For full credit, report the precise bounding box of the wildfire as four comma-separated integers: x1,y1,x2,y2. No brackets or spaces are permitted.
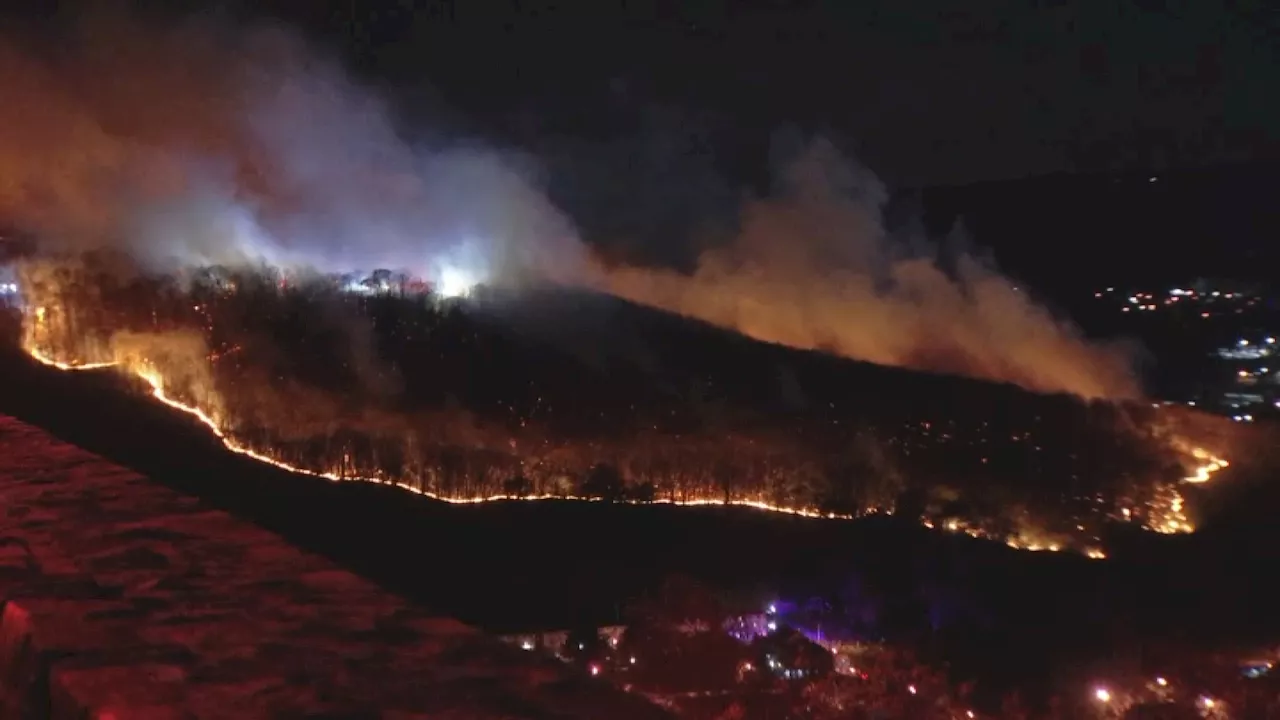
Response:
1136,443,1230,535
1183,447,1229,484
17,285,1227,560
1145,484,1195,535
24,341,1117,554
23,343,863,518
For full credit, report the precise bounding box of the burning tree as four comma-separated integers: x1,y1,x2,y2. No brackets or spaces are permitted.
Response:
11,258,1235,557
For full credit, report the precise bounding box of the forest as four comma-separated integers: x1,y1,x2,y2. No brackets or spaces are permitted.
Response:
14,255,1237,551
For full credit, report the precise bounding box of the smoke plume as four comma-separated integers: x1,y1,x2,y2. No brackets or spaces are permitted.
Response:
593,138,1139,399
0,12,583,285
0,10,1137,399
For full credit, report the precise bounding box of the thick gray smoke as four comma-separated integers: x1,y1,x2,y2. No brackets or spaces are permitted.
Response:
0,13,584,286
595,137,1140,399
1,11,1139,399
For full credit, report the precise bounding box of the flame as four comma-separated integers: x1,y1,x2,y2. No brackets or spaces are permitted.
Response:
23,344,864,518
22,342,1114,554
18,284,1225,560
1183,447,1229,484
1125,448,1227,535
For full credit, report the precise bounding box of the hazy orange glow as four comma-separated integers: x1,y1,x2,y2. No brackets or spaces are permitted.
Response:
0,12,1137,399
0,11,1227,558
589,141,1140,400
20,289,1226,561
24,343,862,519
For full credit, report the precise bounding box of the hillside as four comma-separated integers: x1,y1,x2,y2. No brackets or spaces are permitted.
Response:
15,260,1239,553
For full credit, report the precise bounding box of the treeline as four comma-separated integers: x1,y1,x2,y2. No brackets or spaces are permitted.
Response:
17,256,1212,541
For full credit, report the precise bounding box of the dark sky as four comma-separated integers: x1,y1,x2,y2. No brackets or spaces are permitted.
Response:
181,0,1280,188
16,0,1278,189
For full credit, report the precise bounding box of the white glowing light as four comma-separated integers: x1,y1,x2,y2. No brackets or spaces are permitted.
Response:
1094,687,1111,703
437,265,474,298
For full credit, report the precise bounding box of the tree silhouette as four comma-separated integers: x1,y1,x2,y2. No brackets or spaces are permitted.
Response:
503,474,532,497
628,481,656,502
581,463,625,502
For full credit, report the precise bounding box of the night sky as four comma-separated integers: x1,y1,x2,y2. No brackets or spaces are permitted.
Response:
8,0,1277,284
97,0,1280,187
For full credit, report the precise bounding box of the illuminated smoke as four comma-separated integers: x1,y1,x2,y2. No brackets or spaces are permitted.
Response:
593,138,1139,399
0,13,583,288
0,10,1234,561
0,10,1135,398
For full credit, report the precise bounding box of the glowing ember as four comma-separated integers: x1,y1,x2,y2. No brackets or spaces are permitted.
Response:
22,343,1119,554
25,344,863,517
15,270,1228,560
1183,448,1229,484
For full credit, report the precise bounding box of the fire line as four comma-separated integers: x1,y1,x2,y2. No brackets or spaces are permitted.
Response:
21,335,1228,560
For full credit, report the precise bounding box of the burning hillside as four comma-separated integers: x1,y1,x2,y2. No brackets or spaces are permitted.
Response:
0,11,1143,400
12,256,1231,558
0,8,1243,560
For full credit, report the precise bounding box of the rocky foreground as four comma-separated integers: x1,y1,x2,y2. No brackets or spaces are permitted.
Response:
0,414,668,719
